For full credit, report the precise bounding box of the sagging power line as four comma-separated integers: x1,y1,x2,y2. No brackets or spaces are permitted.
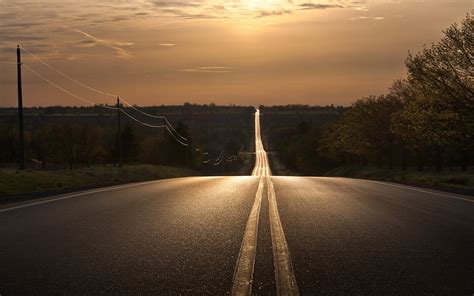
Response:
20,45,190,147
119,97,188,143
23,64,118,110
21,44,188,142
14,45,220,169
20,45,119,98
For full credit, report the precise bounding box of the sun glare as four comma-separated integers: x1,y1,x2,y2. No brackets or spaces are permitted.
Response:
216,0,292,20
241,0,285,10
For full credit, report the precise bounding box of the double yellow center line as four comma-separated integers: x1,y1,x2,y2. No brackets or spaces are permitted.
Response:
232,109,299,295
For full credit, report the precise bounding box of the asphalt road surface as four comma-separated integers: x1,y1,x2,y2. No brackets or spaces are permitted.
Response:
1,110,473,295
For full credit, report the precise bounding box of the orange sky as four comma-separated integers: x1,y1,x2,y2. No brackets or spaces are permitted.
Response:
0,0,472,107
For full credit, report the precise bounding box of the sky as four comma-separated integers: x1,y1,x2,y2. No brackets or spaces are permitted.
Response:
0,0,472,107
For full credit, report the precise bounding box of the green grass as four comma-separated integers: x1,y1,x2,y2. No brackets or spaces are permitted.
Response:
325,166,474,194
0,165,199,196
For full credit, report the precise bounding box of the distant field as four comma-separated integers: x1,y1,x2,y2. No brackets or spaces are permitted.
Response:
325,166,474,195
0,165,198,202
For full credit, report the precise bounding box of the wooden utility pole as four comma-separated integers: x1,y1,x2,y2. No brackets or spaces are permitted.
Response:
117,97,123,167
16,45,25,170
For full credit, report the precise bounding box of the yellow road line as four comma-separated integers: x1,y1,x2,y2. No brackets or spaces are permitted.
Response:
231,176,265,295
234,108,298,295
266,176,299,295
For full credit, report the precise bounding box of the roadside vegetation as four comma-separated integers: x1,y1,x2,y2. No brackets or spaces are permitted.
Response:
264,14,473,193
0,104,254,199
325,166,474,194
0,165,198,201
0,104,253,174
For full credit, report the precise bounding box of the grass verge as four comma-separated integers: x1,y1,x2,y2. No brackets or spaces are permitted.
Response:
0,165,199,203
325,166,474,196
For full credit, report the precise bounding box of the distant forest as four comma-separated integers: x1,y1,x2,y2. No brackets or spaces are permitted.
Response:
263,14,473,175
0,104,254,174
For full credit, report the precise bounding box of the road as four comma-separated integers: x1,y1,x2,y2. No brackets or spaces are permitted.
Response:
1,110,473,295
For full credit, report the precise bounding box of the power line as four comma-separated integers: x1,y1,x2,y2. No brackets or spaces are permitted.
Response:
23,64,118,110
20,45,197,149
120,97,188,142
226,155,238,161
24,63,189,146
120,108,167,128
163,117,188,141
165,125,189,146
213,150,224,165
121,106,189,146
20,45,118,98
0,61,17,65
215,150,223,162
214,158,224,166
21,45,189,143
120,97,165,119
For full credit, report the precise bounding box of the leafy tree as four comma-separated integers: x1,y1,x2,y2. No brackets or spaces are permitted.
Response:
0,126,18,163
403,13,473,170
121,122,138,163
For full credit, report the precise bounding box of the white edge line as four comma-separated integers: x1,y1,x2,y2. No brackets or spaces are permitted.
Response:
366,180,474,203
0,179,178,213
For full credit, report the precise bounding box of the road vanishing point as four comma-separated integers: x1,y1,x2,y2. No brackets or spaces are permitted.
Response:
1,110,473,295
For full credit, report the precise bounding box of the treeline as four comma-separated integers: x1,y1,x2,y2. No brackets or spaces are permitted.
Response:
1,122,192,170
0,104,254,173
0,102,253,117
269,14,473,174
260,104,345,113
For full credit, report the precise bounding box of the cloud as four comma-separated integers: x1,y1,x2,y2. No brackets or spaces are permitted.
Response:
72,30,133,58
355,6,368,12
0,33,47,42
179,66,232,73
256,9,292,18
146,0,357,19
0,0,371,63
158,8,218,19
350,16,385,21
298,3,344,10
150,1,203,8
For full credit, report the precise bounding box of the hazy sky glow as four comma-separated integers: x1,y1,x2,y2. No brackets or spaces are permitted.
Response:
0,0,472,106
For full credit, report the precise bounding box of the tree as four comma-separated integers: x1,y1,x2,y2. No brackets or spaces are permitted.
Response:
121,122,138,163
139,137,162,164
404,14,473,170
0,126,18,163
321,96,403,168
76,126,102,167
30,126,53,169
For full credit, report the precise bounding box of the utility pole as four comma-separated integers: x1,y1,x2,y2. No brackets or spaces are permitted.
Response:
16,45,25,170
117,97,123,167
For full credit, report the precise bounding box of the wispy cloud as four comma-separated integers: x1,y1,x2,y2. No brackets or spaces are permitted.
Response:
72,30,133,58
298,3,344,10
159,43,176,47
350,16,385,21
179,66,232,73
355,6,368,12
146,0,361,19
